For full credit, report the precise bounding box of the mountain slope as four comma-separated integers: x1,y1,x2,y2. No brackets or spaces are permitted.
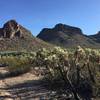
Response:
0,20,52,51
37,23,100,48
90,31,100,43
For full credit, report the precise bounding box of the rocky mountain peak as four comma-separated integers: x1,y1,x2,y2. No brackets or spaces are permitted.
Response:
0,20,52,51
96,31,100,36
54,23,83,35
2,20,22,38
37,23,84,42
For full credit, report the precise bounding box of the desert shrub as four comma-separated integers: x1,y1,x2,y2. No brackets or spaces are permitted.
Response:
0,52,36,76
34,46,100,100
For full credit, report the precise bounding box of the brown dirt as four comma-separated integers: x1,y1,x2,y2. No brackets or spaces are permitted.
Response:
0,67,50,100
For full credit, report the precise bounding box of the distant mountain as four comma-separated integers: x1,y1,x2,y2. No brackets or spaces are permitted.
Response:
0,20,52,51
1,20,100,51
90,31,100,43
37,23,100,48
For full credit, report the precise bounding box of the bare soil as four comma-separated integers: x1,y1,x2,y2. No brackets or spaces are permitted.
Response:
0,67,50,100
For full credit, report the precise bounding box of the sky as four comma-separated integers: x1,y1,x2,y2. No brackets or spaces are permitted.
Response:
0,0,100,36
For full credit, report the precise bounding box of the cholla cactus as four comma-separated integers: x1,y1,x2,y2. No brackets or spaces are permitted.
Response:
74,46,86,63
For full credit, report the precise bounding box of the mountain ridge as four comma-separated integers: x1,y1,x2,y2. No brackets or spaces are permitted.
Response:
0,20,100,50
37,23,100,48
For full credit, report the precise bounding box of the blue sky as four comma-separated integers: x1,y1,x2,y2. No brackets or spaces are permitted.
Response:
0,0,100,36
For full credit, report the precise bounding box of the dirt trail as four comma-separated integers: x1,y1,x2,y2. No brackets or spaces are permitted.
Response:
0,67,13,100
0,67,50,100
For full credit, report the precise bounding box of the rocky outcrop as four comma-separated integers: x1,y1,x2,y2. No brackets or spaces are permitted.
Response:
0,20,25,39
54,23,83,35
3,20,22,38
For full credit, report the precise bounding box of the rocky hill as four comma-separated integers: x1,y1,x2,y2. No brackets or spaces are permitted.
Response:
90,31,100,43
37,23,100,48
0,20,52,51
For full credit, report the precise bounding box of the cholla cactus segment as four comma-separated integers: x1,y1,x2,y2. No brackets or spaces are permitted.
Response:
74,46,86,60
76,46,85,53
54,46,68,55
45,54,58,61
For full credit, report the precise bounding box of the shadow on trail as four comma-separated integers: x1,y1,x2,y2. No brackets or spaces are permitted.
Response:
6,78,94,100
0,70,29,80
7,79,51,100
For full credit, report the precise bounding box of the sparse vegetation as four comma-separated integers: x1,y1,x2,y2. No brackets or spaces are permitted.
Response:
0,46,100,99
0,52,35,77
